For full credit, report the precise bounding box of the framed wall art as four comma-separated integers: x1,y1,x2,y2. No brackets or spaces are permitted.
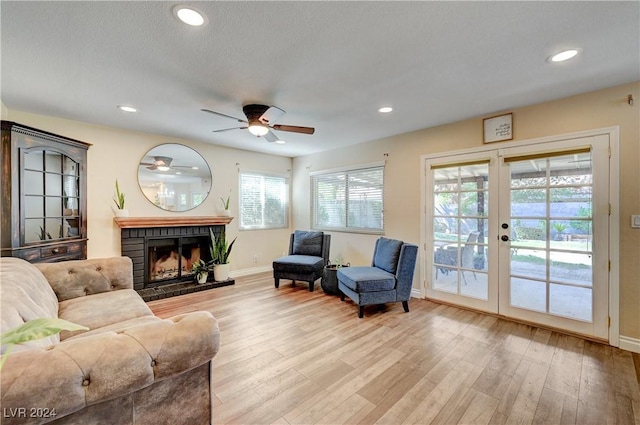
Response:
483,113,513,143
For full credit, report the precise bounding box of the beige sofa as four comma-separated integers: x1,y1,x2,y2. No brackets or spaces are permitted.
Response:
0,257,220,425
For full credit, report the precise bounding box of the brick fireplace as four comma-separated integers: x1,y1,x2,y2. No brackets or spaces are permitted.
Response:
114,216,234,301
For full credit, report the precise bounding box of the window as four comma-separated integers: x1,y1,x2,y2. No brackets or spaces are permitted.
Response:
239,171,289,230
311,164,384,233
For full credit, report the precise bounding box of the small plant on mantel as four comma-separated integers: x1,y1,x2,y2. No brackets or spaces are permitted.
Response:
113,180,125,209
113,180,129,217
220,190,231,216
220,192,231,211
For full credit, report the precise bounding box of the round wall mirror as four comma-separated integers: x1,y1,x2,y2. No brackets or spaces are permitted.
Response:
138,144,212,211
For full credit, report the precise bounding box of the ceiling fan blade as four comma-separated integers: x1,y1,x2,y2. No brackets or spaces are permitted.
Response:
259,106,285,125
153,156,172,167
212,126,248,133
263,131,279,143
272,124,315,135
201,109,247,123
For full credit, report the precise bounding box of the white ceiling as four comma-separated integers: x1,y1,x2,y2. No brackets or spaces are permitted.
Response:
1,1,638,158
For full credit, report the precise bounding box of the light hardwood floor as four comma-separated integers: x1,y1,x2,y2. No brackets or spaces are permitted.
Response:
148,272,640,425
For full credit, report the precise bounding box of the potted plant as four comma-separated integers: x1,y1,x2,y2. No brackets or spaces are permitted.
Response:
1,318,88,371
220,191,231,216
191,259,211,284
210,228,236,282
113,180,128,217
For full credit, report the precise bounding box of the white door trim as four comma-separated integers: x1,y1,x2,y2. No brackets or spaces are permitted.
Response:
420,126,620,346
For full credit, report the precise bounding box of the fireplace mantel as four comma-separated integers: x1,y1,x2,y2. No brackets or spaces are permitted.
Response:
114,216,233,229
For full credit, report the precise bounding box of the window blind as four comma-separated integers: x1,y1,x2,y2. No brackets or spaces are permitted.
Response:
239,172,289,230
311,165,384,232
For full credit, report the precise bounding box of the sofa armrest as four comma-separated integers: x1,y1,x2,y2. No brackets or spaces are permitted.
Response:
0,311,219,424
35,257,134,301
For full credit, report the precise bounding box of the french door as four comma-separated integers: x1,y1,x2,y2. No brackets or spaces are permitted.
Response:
425,134,611,340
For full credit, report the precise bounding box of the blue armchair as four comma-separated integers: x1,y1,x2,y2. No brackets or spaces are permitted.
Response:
337,237,418,318
273,230,331,292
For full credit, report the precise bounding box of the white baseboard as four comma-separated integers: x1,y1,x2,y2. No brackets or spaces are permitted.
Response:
619,335,640,353
230,265,273,278
411,288,423,299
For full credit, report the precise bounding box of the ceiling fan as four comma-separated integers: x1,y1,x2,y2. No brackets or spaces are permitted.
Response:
201,104,315,143
140,156,195,172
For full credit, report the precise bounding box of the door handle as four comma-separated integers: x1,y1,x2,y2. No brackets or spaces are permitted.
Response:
501,235,510,241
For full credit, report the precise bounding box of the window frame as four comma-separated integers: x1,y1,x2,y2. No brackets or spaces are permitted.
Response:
238,170,290,231
310,162,385,234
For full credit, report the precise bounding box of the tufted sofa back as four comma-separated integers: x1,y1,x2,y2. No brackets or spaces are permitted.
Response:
0,258,60,353
35,257,133,301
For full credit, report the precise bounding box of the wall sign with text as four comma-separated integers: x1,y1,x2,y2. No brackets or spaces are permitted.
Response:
483,113,513,143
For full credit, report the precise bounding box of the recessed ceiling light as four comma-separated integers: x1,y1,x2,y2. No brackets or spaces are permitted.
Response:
548,49,581,63
117,105,137,113
378,106,393,113
173,6,206,27
275,139,286,144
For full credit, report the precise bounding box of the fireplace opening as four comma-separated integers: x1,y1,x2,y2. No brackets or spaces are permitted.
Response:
147,236,210,286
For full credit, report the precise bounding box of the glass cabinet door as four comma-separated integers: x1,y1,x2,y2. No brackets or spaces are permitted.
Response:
22,149,80,243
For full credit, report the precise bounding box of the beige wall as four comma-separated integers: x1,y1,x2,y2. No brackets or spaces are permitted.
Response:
4,82,639,341
293,81,640,341
3,110,293,273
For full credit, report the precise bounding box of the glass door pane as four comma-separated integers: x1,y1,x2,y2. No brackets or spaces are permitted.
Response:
432,162,489,301
507,151,593,322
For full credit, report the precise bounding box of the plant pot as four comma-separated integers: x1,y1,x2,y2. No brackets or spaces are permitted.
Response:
220,209,231,217
115,209,129,218
213,263,230,281
197,272,208,284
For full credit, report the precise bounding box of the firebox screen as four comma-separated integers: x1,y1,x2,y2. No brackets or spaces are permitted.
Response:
148,237,205,282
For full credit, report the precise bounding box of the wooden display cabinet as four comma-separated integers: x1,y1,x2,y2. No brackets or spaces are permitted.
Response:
1,121,90,262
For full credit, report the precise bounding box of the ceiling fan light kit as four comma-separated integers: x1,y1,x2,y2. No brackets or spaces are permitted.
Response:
202,104,315,144
248,121,269,137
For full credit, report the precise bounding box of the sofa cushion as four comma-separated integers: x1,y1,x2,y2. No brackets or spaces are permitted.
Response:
36,257,133,302
338,266,396,292
273,255,325,274
0,258,60,353
58,289,153,339
373,237,403,274
63,315,162,341
292,230,324,256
